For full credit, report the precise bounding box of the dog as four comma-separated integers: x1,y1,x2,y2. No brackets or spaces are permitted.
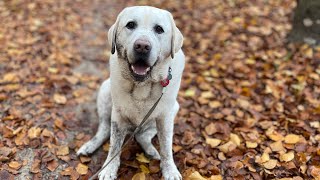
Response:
77,6,184,180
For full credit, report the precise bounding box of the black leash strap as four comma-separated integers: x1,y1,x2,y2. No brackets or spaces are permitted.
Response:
89,89,165,180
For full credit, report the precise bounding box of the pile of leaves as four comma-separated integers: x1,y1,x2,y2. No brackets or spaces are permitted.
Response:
0,0,319,179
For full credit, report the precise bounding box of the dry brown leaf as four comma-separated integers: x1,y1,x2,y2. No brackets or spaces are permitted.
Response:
56,146,69,156
263,159,278,169
218,141,236,153
53,93,67,104
54,119,64,130
230,133,241,146
209,175,223,180
28,127,42,139
246,141,258,148
30,159,41,173
80,156,91,163
284,134,300,144
103,143,109,152
270,141,285,152
209,101,222,108
47,160,59,172
188,171,206,180
8,161,22,170
205,123,217,135
132,172,146,180
206,137,221,148
280,151,295,162
76,163,88,175
41,128,54,137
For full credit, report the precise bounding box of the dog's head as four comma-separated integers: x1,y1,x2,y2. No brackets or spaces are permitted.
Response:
108,6,183,82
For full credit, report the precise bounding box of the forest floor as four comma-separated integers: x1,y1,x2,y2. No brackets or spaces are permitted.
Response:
0,0,320,179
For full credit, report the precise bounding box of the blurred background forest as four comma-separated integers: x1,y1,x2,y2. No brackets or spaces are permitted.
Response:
0,0,320,179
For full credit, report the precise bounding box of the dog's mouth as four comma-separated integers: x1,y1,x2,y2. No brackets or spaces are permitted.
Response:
128,60,152,81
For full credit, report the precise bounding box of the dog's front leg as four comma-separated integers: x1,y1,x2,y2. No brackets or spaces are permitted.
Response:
156,101,182,180
99,110,127,180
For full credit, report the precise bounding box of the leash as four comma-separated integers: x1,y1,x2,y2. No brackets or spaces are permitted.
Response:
89,67,172,180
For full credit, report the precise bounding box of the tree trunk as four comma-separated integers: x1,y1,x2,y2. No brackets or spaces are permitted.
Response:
288,0,320,45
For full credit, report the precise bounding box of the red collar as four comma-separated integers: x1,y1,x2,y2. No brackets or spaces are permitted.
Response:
160,67,172,87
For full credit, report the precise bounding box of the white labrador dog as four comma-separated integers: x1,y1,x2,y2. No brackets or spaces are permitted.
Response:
77,6,184,180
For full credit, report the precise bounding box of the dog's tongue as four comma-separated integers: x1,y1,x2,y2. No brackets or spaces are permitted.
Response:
131,64,150,75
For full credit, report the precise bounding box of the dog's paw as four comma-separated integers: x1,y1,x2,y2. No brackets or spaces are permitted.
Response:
98,168,117,180
76,141,99,156
145,147,161,160
161,162,182,180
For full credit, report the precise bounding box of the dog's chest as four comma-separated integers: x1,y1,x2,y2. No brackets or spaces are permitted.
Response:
114,82,163,125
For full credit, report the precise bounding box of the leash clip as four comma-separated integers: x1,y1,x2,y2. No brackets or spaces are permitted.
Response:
160,67,172,87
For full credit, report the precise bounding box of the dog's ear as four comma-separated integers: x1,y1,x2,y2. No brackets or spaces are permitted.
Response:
168,12,183,59
108,15,121,54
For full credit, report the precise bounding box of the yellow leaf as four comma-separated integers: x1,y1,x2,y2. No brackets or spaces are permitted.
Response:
218,141,236,153
76,163,88,175
206,138,221,148
185,89,195,97
201,91,214,99
48,67,58,73
188,171,206,180
132,172,145,180
136,153,150,163
263,159,278,169
280,151,295,162
246,141,258,148
3,72,18,82
230,133,241,146
209,175,223,180
9,161,22,170
28,127,42,139
284,134,300,144
266,128,284,141
260,152,270,163
140,164,150,174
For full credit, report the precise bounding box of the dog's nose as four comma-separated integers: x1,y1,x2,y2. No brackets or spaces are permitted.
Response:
134,39,151,54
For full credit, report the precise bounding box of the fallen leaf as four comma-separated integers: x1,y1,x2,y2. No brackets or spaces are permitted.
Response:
76,163,88,175
56,146,69,156
47,160,59,171
230,133,241,146
54,119,64,130
246,141,258,148
136,153,150,163
188,171,206,180
103,143,109,152
132,172,145,180
80,156,91,163
140,164,150,174
206,137,221,148
263,159,278,169
30,159,41,173
28,127,42,139
8,161,22,170
218,141,236,153
280,151,295,162
284,134,300,144
270,141,284,152
53,93,67,104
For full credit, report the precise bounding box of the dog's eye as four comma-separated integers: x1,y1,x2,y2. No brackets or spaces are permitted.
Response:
154,25,164,34
126,21,136,30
